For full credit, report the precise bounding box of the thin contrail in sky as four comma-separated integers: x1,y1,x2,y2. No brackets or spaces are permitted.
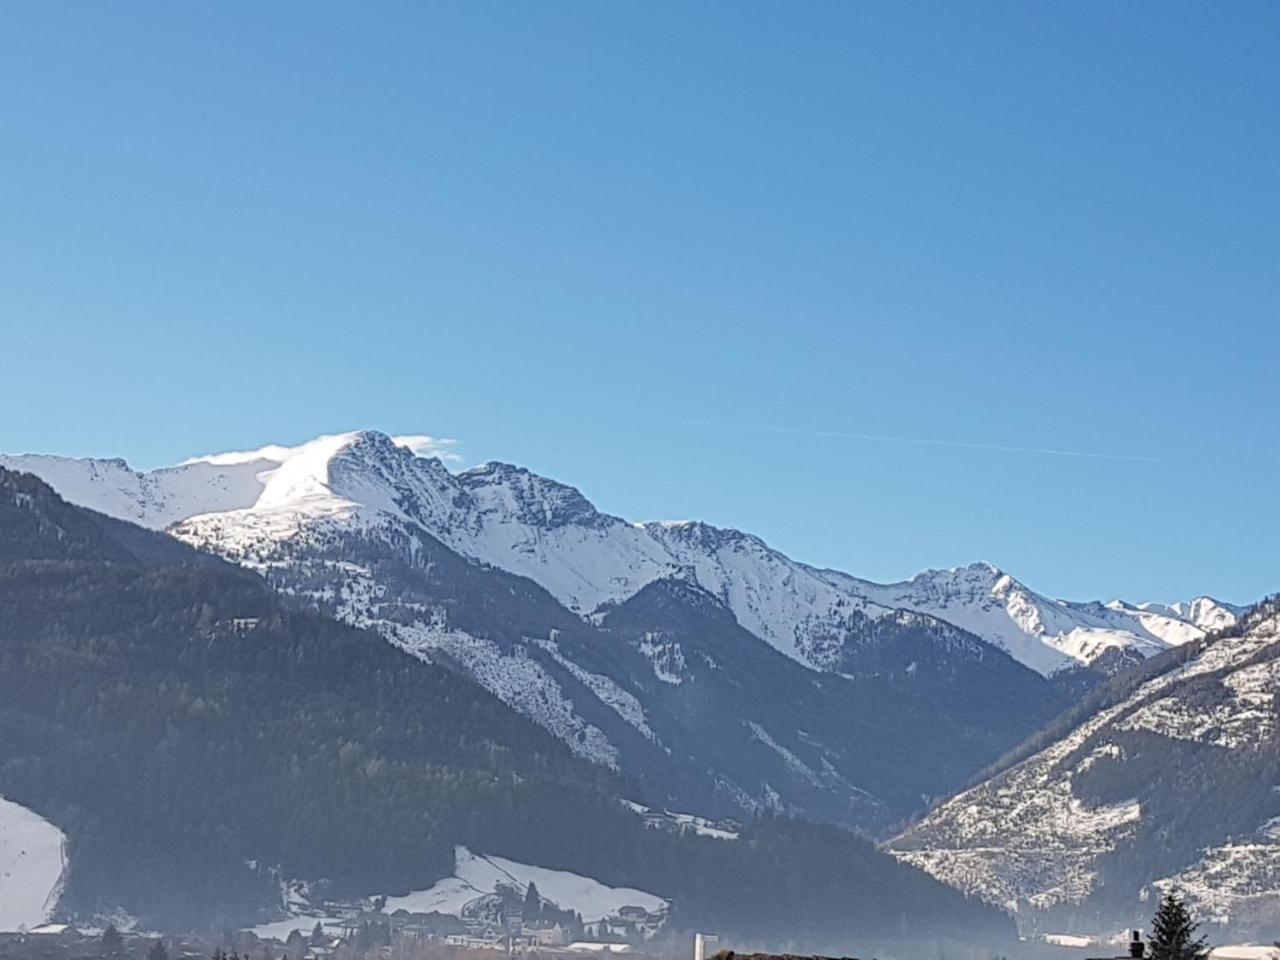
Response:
682,419,1164,463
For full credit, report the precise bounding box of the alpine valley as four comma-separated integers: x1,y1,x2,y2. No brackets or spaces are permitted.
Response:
0,431,1268,943
0,465,1009,948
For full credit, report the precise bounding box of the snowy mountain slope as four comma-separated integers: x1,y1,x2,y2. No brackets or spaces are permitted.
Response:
2,431,1238,677
636,520,900,666
184,434,906,669
384,845,666,923
163,482,1064,830
252,844,667,940
0,796,66,931
0,452,271,530
889,599,1280,939
0,435,450,532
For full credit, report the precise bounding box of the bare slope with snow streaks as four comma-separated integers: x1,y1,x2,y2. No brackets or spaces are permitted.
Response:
890,602,1280,937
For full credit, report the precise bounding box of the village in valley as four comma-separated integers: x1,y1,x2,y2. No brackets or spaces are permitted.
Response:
0,903,668,960
0,845,681,960
255,879,668,958
0,855,680,960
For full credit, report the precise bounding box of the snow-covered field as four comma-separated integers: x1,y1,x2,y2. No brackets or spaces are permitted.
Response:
250,913,351,943
1211,947,1280,960
1042,933,1095,947
387,846,665,922
0,797,66,931
250,846,666,941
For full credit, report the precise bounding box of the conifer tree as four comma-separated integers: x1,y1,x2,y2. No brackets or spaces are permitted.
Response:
100,925,124,956
147,940,170,960
523,882,542,924
1149,892,1209,960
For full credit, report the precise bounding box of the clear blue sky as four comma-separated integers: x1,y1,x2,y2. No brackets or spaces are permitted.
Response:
1,2,1276,604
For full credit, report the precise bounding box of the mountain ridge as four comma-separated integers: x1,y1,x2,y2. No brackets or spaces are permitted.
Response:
888,598,1280,939
1,430,1240,678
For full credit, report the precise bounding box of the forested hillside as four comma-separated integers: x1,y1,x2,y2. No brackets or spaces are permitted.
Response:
0,468,1014,949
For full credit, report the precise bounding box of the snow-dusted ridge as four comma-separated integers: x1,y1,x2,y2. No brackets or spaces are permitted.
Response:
0,430,1239,678
830,562,1244,676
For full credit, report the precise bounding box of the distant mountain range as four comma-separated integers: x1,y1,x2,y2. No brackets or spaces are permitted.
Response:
0,432,1244,832
1,432,1241,677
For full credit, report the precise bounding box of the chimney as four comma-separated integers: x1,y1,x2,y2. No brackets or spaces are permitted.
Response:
1130,931,1145,959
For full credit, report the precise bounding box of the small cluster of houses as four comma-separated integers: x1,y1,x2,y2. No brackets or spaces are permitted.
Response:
0,923,654,960
584,907,664,945
0,926,204,960
622,803,739,843
0,925,745,960
262,891,663,959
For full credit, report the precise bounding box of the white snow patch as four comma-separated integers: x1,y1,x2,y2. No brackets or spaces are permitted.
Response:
535,639,658,743
1211,947,1280,960
1044,934,1095,947
621,801,738,840
390,623,621,769
0,797,66,932
250,915,350,943
385,846,666,923
744,721,821,786
636,634,686,685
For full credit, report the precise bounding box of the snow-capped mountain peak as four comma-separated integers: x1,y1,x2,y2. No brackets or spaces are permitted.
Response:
268,429,455,519
820,560,1242,676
